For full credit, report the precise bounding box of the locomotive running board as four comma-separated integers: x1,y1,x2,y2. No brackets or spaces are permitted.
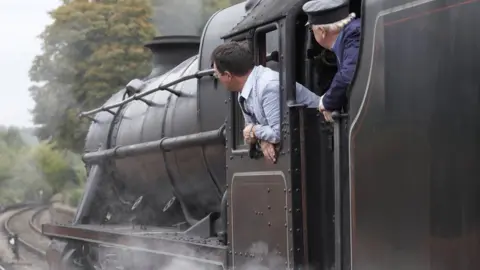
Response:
42,223,227,267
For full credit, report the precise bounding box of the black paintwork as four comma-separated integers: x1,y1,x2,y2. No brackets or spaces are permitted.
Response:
348,0,480,269
225,0,299,38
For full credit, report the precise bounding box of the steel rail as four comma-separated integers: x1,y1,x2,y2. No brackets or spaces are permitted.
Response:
3,206,48,258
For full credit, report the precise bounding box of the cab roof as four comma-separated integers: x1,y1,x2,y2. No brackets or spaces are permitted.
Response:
222,0,306,39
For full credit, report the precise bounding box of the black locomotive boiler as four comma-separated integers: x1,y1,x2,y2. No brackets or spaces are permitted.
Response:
43,0,480,269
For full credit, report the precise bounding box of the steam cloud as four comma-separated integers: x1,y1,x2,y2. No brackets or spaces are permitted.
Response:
93,240,288,270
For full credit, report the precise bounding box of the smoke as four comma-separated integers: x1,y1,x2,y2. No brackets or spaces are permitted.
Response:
91,239,289,270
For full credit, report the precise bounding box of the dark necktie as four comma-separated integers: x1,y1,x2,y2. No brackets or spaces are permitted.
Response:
239,96,252,116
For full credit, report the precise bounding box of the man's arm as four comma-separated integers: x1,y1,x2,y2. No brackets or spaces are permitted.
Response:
295,82,321,108
242,109,255,125
322,28,360,111
253,81,281,144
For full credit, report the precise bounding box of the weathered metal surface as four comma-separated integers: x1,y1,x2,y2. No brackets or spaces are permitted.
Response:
229,172,289,269
348,0,480,269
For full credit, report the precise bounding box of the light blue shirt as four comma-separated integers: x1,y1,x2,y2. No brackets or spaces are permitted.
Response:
239,65,320,144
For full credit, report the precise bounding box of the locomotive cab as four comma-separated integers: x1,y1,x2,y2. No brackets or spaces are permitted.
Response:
222,0,361,269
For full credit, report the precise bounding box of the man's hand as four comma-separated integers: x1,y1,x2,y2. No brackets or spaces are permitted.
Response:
243,124,256,144
260,141,276,163
318,95,334,123
322,110,334,122
318,95,325,111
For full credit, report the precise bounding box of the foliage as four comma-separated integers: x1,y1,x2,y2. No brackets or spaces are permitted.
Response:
65,187,85,207
29,0,156,153
0,128,85,204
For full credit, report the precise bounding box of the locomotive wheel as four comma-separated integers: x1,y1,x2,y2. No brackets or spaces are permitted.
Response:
53,244,95,270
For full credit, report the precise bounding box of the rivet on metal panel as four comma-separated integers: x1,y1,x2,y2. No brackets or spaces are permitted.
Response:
267,188,270,193
268,222,271,226
296,228,300,232
227,222,230,225
296,209,300,212
224,100,228,103
229,156,233,160
284,223,287,227
284,188,287,192
284,206,287,210
288,188,291,193
288,208,292,213
295,188,300,192
297,248,301,252
289,228,292,232
267,205,271,210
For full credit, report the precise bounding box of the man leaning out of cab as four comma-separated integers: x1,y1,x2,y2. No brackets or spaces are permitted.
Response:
303,0,361,122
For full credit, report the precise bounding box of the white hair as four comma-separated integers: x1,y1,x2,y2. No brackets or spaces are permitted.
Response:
314,12,356,33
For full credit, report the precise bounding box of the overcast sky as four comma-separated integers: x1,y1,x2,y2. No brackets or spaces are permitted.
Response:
0,0,61,127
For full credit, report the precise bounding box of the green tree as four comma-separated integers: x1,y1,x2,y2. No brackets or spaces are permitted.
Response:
29,0,156,153
0,126,86,204
0,128,25,185
29,142,78,195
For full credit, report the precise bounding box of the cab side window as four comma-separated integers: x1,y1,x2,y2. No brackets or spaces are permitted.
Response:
231,26,281,152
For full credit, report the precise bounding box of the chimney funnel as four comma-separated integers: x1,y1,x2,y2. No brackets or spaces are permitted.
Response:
144,35,200,79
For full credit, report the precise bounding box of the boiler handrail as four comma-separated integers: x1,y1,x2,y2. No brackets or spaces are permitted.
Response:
78,68,214,118
82,125,225,164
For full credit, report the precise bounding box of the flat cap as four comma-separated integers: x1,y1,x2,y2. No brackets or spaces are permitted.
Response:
303,0,349,26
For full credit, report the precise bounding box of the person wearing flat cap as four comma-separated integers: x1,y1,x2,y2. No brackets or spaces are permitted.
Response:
303,0,361,122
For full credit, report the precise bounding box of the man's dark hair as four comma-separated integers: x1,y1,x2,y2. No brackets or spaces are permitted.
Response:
210,42,254,76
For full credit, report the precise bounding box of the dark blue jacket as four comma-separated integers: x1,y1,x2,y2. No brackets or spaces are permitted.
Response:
322,18,361,111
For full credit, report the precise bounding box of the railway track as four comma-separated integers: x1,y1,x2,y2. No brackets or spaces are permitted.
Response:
2,205,50,269
4,206,50,257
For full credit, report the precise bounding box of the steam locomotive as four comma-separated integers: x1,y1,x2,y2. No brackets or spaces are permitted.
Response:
42,0,480,269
